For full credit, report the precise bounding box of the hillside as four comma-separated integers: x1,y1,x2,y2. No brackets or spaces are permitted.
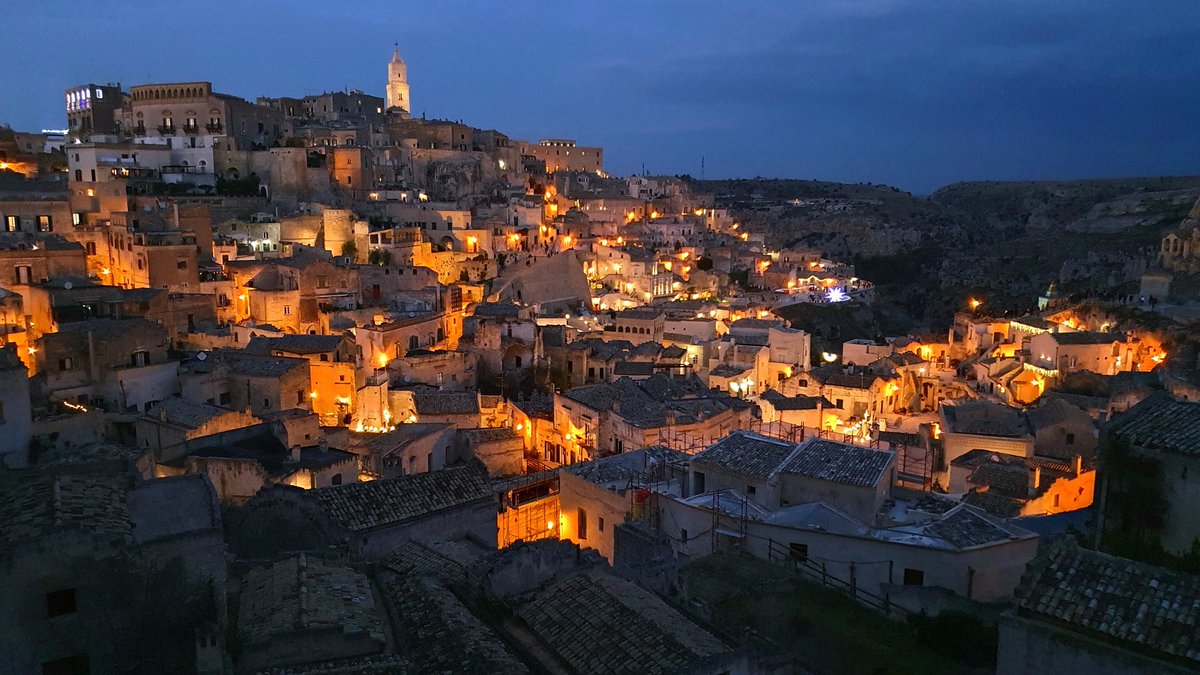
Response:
703,176,1200,329
930,176,1200,232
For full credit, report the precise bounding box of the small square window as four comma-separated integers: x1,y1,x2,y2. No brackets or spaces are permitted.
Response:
903,568,925,586
46,588,77,617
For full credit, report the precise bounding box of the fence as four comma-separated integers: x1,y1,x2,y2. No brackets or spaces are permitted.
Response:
765,538,913,620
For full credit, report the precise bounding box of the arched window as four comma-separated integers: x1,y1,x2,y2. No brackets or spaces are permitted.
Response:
408,335,419,351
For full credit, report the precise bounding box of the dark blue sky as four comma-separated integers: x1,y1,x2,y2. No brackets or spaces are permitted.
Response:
3,0,1199,193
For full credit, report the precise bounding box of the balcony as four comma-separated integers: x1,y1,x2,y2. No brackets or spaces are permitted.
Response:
157,124,176,135
205,121,224,133
133,125,147,136
182,123,200,134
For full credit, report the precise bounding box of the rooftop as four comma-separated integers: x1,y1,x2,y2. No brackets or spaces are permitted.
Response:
1107,393,1200,456
692,430,799,480
517,572,730,673
942,399,1030,438
413,390,480,416
0,474,132,550
237,554,387,651
245,334,348,355
143,397,244,430
1013,539,1200,664
314,463,492,532
1051,330,1126,346
782,438,894,488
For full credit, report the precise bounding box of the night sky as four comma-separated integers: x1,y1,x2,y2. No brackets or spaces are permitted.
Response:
3,0,1199,193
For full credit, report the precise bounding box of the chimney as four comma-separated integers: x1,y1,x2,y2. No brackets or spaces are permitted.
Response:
1027,466,1041,496
1072,454,1082,476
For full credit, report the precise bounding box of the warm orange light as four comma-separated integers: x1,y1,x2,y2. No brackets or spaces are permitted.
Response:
740,233,749,241
309,392,318,399
650,211,660,219
377,353,390,368
969,298,982,310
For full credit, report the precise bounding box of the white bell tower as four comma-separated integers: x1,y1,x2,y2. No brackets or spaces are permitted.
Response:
386,44,410,113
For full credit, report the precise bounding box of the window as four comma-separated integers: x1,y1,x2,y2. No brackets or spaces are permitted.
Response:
693,471,706,494
59,357,74,372
130,350,149,367
15,265,31,284
317,275,329,289
1065,433,1075,445
283,306,292,316
4,215,17,231
599,517,605,533
319,353,329,362
1053,494,1060,508
176,258,188,270
903,568,925,586
331,474,342,485
46,588,77,617
577,508,588,540
296,389,304,405
789,543,808,562
746,485,757,497
262,398,270,409
219,392,231,405
680,528,689,542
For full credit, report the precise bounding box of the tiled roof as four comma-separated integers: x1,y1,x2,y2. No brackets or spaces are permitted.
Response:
1014,540,1200,663
379,573,528,673
144,397,241,429
244,334,347,355
0,474,132,550
962,491,1024,518
761,389,832,411
237,554,386,650
922,505,1019,549
1026,397,1092,432
1107,393,1200,456
692,430,798,479
315,463,492,532
517,572,728,673
1052,331,1125,346
615,307,664,321
942,400,1030,438
413,390,480,416
782,438,894,487
568,446,689,487
210,349,309,377
808,364,881,390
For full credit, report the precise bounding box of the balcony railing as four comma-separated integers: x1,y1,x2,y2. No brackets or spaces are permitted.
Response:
182,123,200,134
205,122,223,133
133,126,147,136
157,124,175,135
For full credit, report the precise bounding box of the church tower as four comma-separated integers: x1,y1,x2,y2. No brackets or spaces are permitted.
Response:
386,45,410,113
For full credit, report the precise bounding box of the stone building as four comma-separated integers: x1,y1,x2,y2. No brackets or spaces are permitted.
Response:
1106,393,1200,554
233,462,496,559
236,554,387,672
36,318,175,415
0,472,226,674
999,539,1200,675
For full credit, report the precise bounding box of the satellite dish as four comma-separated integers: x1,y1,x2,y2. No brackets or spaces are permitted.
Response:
196,352,208,361
63,281,73,290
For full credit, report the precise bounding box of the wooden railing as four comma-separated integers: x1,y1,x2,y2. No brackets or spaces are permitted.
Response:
766,538,912,619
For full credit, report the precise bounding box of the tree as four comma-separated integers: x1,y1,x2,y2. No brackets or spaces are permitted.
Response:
341,240,357,261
